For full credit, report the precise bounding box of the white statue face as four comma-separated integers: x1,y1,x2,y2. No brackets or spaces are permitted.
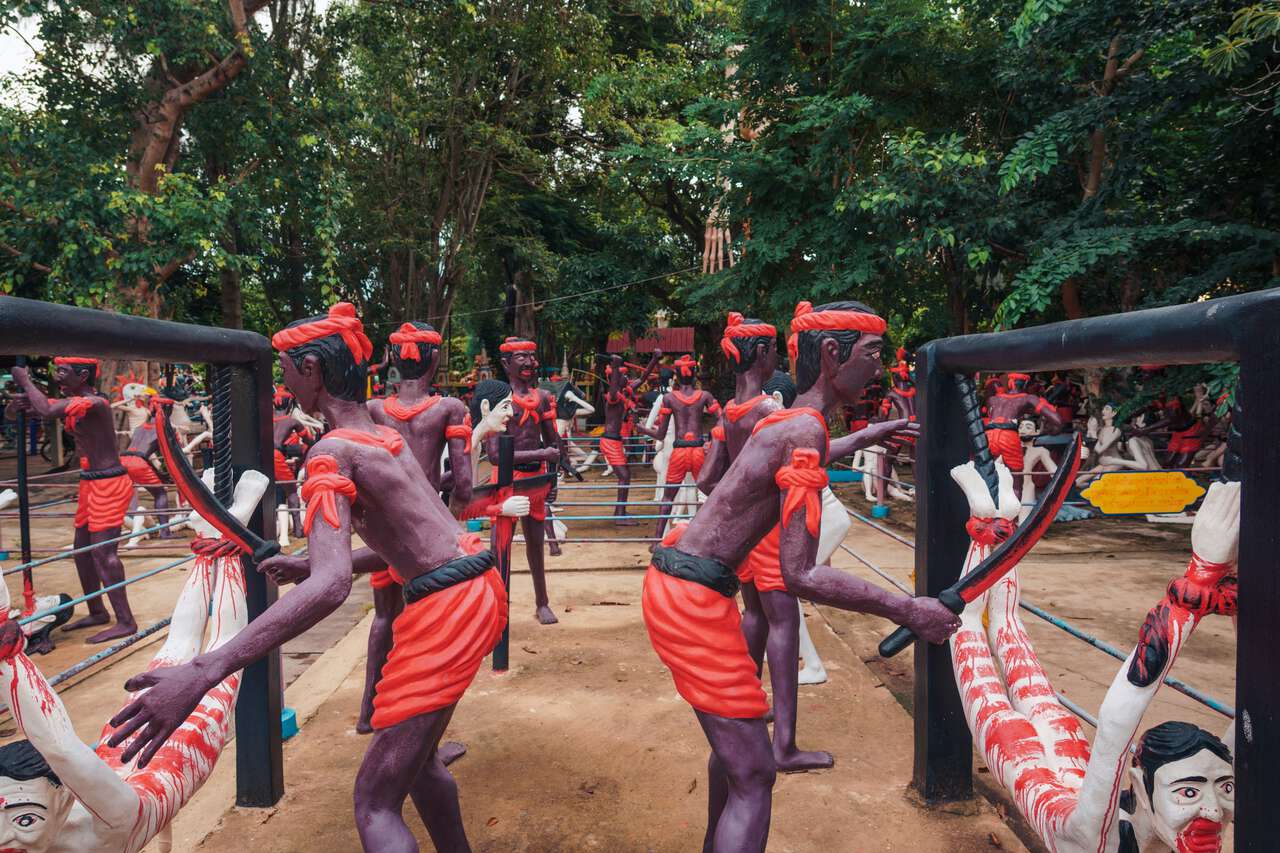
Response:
0,775,75,852
1017,419,1036,437
1102,403,1116,420
1132,748,1234,851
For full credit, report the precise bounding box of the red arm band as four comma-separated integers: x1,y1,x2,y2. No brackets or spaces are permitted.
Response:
445,414,473,454
776,449,828,537
300,455,356,534
711,424,726,442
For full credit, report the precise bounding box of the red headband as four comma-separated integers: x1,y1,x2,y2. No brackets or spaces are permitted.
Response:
787,301,887,363
500,338,537,354
721,311,777,363
271,302,374,364
54,357,99,367
674,355,698,378
889,347,910,379
389,323,443,362
1008,372,1030,383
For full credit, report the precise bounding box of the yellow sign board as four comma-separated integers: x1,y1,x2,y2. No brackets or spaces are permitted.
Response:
1080,471,1206,515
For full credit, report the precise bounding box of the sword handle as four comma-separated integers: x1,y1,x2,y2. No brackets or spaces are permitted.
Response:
877,587,965,658
251,540,281,565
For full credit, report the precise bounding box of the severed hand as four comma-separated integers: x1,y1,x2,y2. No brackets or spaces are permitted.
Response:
500,496,530,518
1191,480,1241,566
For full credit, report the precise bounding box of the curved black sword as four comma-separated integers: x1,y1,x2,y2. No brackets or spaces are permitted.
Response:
151,397,280,565
878,431,1084,657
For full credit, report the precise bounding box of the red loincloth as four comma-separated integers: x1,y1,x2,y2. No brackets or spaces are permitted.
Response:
370,536,507,729
642,525,769,719
985,426,1024,471
666,436,706,484
121,453,163,486
273,449,295,483
75,463,134,533
735,525,784,592
487,466,550,521
370,569,398,590
1167,423,1207,455
599,435,626,468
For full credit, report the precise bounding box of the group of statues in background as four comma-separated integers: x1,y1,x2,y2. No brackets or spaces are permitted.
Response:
0,293,1244,852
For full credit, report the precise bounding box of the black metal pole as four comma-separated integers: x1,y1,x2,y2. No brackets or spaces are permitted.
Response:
13,356,34,615
911,344,973,803
491,434,515,672
232,357,284,807
1236,325,1280,850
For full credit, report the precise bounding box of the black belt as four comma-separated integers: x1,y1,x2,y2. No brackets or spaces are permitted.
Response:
673,437,704,448
601,433,623,442
652,546,738,598
120,449,149,459
402,550,495,604
986,422,1017,431
514,461,543,474
81,464,127,481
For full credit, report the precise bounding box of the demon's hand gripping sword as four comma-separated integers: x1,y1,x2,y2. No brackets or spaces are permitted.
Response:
152,397,281,566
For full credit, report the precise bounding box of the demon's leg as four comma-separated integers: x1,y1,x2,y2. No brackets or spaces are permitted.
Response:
694,711,775,853
739,582,767,674
522,515,557,624
359,582,403,734
150,486,174,538
652,482,681,543
87,530,137,644
614,463,636,525
353,705,462,853
758,589,832,772
702,750,730,853
63,525,110,631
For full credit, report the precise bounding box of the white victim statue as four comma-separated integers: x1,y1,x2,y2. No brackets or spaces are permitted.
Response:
0,468,269,853
110,384,153,436
1016,419,1058,524
951,460,1236,853
555,385,598,474
851,445,914,503
1076,404,1150,489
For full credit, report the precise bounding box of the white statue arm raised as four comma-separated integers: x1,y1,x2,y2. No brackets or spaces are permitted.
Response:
562,389,595,419
0,585,140,829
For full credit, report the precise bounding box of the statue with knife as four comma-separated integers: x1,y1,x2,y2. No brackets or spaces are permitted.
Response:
105,303,533,852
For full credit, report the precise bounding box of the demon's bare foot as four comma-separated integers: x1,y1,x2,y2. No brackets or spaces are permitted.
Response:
356,709,374,734
62,612,110,633
774,748,834,773
439,741,467,766
86,621,138,644
548,542,562,557
536,605,559,625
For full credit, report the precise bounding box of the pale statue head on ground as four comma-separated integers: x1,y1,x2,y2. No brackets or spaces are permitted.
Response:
0,740,75,853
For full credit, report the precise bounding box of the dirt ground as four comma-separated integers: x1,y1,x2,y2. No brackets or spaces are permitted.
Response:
0,460,1237,851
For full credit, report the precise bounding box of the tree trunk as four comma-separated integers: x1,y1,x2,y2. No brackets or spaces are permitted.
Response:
1061,279,1085,320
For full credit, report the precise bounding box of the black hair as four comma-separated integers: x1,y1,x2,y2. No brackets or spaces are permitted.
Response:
281,314,369,403
675,362,698,387
793,300,880,394
727,318,775,375
390,321,441,381
658,367,674,389
0,740,61,786
60,362,98,386
1134,721,1232,800
764,370,797,408
470,378,512,425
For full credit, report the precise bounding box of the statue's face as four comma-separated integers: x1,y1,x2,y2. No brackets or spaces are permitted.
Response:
1136,748,1234,852
830,333,884,404
53,365,87,395
0,774,74,852
279,352,324,416
503,351,538,385
1018,420,1036,437
1102,403,1116,421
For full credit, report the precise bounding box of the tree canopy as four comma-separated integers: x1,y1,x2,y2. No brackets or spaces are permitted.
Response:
1,0,1275,362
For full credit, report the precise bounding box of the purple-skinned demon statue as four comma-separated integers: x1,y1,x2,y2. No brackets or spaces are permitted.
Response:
105,303,530,852
642,300,956,853
10,358,138,644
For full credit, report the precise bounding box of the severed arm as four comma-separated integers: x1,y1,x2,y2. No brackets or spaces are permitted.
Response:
0,590,139,828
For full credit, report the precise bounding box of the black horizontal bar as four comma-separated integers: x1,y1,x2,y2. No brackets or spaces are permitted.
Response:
932,289,1280,373
0,296,270,364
